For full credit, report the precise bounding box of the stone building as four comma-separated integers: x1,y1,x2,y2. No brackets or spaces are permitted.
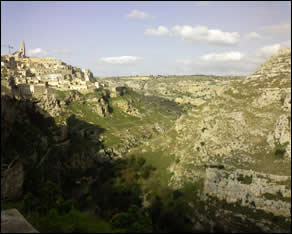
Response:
12,41,26,58
17,84,32,98
2,43,98,94
20,41,25,57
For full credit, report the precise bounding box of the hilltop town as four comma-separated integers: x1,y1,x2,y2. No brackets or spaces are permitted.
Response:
1,41,100,97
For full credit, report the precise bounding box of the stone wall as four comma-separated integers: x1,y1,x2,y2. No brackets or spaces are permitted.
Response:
33,84,46,97
203,166,291,217
47,87,56,97
17,84,32,98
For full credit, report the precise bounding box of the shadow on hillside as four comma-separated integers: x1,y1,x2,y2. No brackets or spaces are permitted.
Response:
1,94,105,197
1,93,195,232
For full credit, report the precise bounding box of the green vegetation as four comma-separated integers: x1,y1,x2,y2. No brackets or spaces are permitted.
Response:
205,195,291,232
1,68,8,79
237,174,253,184
128,151,173,187
55,90,68,100
30,208,113,233
110,205,152,233
274,142,289,158
262,191,290,202
8,152,196,233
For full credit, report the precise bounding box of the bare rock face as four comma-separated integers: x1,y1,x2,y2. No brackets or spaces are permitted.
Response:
282,92,291,111
245,48,291,85
204,167,291,217
267,114,291,158
36,94,62,117
52,125,68,143
112,99,142,117
1,161,24,201
1,209,39,233
90,97,109,117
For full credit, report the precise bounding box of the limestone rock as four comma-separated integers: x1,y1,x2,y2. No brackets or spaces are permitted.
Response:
1,209,39,233
267,114,291,158
91,97,109,117
252,88,282,108
282,92,291,111
1,161,24,201
204,167,291,217
112,99,142,117
53,125,68,143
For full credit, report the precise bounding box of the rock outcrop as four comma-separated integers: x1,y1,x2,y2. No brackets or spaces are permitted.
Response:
203,167,291,217
1,209,39,233
1,161,24,201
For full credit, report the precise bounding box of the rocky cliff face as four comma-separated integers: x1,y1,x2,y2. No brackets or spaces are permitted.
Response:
203,167,290,217
118,48,291,232
172,48,291,203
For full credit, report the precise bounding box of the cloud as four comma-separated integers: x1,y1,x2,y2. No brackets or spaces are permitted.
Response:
200,51,244,62
260,23,291,34
144,26,171,36
52,49,72,55
174,58,255,76
245,32,262,40
27,48,48,57
280,40,291,48
172,25,240,45
257,40,291,58
27,48,72,57
127,9,150,19
259,44,281,58
174,40,290,76
100,56,142,64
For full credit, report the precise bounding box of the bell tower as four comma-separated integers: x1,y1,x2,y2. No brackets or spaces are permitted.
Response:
20,40,25,57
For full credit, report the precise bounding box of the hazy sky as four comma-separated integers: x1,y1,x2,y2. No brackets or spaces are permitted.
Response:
1,1,291,77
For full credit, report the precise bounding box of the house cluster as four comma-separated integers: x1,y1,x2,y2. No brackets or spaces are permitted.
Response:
1,41,100,96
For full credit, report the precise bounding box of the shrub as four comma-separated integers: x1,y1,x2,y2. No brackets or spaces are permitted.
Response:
37,208,112,233
137,157,146,167
237,174,252,184
111,205,152,233
274,142,289,158
141,165,155,179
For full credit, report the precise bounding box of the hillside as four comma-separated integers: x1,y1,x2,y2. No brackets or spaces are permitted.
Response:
1,48,291,233
105,48,291,232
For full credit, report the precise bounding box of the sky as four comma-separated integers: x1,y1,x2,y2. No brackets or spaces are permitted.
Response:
1,1,291,77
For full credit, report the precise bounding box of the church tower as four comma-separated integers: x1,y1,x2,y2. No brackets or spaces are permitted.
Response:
20,40,25,57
